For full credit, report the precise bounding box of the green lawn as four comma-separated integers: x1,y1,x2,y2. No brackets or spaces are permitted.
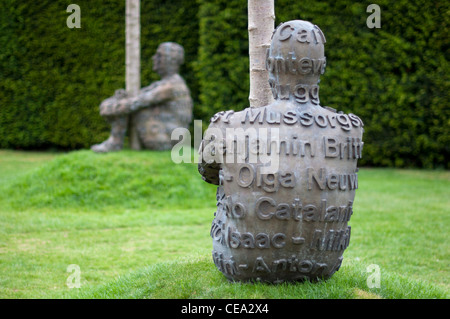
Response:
0,149,448,299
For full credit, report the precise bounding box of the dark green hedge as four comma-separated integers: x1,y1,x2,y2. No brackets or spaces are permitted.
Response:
195,0,249,123
0,0,448,168
197,0,449,168
0,0,199,149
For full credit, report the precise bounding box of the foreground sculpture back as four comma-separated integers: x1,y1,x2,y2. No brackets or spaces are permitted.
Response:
92,42,193,152
199,20,364,283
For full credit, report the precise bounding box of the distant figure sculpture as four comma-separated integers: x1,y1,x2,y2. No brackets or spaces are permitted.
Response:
91,42,193,152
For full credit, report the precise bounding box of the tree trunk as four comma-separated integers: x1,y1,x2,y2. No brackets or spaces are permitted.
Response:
126,0,141,150
248,0,275,108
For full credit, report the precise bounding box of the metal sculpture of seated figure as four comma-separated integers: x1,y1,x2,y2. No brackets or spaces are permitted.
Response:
91,42,193,152
198,20,364,283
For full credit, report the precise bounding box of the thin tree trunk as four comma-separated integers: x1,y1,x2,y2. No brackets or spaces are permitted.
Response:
248,0,275,108
126,0,141,150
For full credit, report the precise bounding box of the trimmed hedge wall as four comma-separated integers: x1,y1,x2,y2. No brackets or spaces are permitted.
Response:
0,0,448,168
195,0,249,122
0,0,199,149
197,0,449,168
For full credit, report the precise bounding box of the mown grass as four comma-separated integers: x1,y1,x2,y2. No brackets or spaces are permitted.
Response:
0,150,216,298
0,150,59,186
0,149,448,299
1,150,214,211
65,254,446,299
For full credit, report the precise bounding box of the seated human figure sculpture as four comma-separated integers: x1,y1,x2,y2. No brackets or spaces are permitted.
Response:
198,20,364,283
91,42,193,152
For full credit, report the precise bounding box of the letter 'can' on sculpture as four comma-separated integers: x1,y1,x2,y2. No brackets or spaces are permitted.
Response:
198,20,364,283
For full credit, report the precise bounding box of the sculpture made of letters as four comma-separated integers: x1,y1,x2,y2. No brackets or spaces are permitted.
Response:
91,42,193,152
198,20,364,283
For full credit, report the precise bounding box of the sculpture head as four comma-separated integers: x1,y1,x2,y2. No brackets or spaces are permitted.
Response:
152,42,185,77
267,20,326,102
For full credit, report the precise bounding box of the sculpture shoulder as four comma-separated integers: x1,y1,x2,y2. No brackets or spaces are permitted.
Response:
319,106,365,137
140,75,184,93
199,108,246,186
207,107,251,130
164,74,189,91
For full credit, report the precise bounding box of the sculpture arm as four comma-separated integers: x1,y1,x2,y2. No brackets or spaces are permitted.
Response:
99,82,175,117
198,119,227,185
99,90,131,118
129,81,174,112
198,150,222,185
